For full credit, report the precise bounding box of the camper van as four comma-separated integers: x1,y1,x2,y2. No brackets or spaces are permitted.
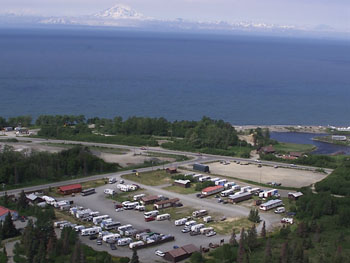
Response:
156,214,171,221
129,241,144,249
175,218,188,226
81,227,101,236
117,238,133,246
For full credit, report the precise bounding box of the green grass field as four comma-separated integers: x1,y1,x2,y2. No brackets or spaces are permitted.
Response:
162,184,198,194
274,142,316,153
122,170,172,186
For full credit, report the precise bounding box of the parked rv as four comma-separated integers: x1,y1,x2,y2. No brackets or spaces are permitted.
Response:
117,238,133,246
175,218,188,226
156,214,171,221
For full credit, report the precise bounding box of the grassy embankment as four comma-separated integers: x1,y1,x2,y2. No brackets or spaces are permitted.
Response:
273,142,316,153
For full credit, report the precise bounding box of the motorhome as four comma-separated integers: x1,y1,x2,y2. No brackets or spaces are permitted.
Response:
117,238,133,246
215,179,227,186
118,224,133,235
200,227,214,234
191,224,205,232
129,241,144,249
156,214,170,221
123,202,139,210
232,185,241,191
103,233,121,242
175,218,188,226
192,210,208,218
198,176,211,182
221,189,235,197
103,221,121,230
133,194,146,201
144,210,159,219
81,227,101,236
185,220,197,227
93,215,110,225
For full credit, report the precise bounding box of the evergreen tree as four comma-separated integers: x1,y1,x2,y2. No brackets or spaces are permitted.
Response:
334,245,343,263
292,242,304,263
248,208,260,223
237,228,246,263
280,242,288,263
130,249,139,263
17,190,28,210
246,225,258,251
229,229,238,246
2,213,18,239
264,239,272,263
261,221,266,239
71,240,82,263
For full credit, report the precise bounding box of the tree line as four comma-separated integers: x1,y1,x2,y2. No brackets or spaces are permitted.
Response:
0,146,119,187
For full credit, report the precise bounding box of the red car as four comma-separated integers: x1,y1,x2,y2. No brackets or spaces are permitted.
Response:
145,217,155,222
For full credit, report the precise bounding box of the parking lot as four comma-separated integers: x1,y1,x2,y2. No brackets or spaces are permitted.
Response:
65,183,230,262
205,161,328,188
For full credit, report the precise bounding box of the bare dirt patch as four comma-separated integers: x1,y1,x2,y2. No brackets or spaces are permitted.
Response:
207,162,328,188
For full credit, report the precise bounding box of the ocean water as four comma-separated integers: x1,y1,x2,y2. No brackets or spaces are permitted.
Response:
0,27,350,125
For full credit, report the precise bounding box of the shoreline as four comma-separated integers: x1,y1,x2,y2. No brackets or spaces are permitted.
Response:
233,125,329,134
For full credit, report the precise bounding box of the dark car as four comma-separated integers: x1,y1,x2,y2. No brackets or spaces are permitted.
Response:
196,193,202,198
110,243,117,250
89,235,98,240
132,169,137,172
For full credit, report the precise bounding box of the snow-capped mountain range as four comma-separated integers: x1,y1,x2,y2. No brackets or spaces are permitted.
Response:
0,4,344,37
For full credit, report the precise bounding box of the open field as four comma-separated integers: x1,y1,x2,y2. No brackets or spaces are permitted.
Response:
209,217,255,235
201,162,328,188
163,185,197,195
273,142,316,153
122,170,172,186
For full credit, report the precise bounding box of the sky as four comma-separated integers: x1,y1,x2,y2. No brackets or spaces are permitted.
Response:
1,0,350,32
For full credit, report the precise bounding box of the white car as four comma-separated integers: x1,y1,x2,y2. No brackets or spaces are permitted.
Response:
206,231,217,237
155,250,165,257
115,208,124,212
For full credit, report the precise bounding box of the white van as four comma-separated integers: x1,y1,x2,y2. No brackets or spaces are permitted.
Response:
175,218,188,226
104,189,115,195
109,178,117,184
129,241,144,249
185,220,197,227
117,238,133,246
274,207,286,214
156,214,171,221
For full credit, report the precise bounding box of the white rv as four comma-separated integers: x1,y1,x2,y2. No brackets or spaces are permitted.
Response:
156,214,170,221
191,223,205,232
81,227,101,236
103,233,121,242
93,215,110,225
175,218,188,226
104,189,116,195
133,194,146,201
117,238,133,246
129,241,144,249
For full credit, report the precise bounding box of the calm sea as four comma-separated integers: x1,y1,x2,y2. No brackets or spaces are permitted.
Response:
1,28,350,125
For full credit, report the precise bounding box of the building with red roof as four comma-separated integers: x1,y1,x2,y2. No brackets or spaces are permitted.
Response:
0,206,18,222
58,184,82,195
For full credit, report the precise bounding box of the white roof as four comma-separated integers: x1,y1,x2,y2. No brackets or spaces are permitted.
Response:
26,193,39,201
288,192,303,198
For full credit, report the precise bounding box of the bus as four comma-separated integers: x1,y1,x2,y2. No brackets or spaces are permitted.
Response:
81,188,96,196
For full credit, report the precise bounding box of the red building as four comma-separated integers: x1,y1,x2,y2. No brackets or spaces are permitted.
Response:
59,184,82,195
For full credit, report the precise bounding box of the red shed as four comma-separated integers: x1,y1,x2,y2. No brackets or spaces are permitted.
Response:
59,184,82,195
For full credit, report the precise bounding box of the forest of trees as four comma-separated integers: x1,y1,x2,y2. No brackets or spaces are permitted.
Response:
0,146,119,187
189,189,350,263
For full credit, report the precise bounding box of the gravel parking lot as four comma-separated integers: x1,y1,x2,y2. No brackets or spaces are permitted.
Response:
69,184,229,263
206,162,328,188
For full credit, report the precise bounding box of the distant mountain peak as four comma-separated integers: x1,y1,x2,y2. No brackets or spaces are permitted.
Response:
94,4,146,19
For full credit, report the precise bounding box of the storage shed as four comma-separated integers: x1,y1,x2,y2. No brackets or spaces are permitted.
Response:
174,179,191,188
288,192,303,200
164,244,199,263
154,198,180,210
58,184,82,195
140,195,159,205
193,163,210,173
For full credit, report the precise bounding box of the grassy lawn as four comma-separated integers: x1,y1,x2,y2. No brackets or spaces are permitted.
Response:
160,206,196,220
208,217,255,235
274,142,316,153
162,185,198,195
108,189,145,203
145,152,190,162
81,178,109,189
122,170,172,186
41,142,129,154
